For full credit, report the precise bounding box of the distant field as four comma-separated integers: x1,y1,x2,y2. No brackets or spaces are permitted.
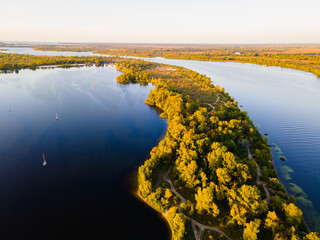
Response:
30,43,320,77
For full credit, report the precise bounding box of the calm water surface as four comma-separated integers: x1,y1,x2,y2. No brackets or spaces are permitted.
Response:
2,47,95,56
0,65,168,239
2,47,320,232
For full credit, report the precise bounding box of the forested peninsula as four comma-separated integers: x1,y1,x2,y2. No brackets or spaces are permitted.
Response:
115,60,319,240
0,52,319,240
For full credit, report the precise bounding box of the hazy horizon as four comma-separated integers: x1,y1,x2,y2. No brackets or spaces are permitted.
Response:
1,0,320,44
2,41,320,46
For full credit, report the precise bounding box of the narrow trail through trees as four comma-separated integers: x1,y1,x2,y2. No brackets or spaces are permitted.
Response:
163,166,232,240
247,145,271,204
161,144,271,240
205,96,220,121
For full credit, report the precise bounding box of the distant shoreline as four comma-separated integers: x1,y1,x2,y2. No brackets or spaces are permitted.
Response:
37,63,86,69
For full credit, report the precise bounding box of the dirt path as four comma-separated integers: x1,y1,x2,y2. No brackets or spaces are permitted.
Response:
247,145,271,204
163,166,231,240
205,96,220,121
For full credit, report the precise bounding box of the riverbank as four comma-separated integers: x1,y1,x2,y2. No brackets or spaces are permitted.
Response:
126,164,173,240
0,52,118,72
0,64,170,240
114,59,318,239
1,51,318,239
30,44,320,78
37,63,86,69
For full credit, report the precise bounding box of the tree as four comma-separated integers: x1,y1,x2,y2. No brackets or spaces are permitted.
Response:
265,211,280,234
181,200,195,216
228,185,267,226
164,189,173,199
167,207,186,240
283,203,303,227
230,204,248,226
195,184,219,217
274,233,287,240
177,160,200,188
200,172,208,188
216,167,231,185
206,142,227,173
270,195,285,213
243,219,261,240
288,226,301,240
138,177,152,198
304,232,320,240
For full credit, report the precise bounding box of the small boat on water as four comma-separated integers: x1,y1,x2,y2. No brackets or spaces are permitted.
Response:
56,114,59,120
43,153,47,167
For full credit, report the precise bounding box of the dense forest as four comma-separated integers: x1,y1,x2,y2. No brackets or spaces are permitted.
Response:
1,52,319,239
115,59,320,240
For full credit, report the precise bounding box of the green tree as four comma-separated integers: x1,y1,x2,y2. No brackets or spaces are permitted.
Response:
274,233,287,240
164,189,173,199
228,185,267,225
265,211,280,234
243,219,261,240
195,183,219,217
283,203,303,227
216,167,231,185
304,232,320,240
167,207,186,240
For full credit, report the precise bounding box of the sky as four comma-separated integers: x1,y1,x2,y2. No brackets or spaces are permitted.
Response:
1,0,320,44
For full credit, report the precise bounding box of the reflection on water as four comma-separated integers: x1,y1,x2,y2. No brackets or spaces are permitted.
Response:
0,66,168,239
1,47,96,56
2,47,320,232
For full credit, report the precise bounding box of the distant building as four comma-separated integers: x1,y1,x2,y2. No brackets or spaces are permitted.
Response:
234,52,241,55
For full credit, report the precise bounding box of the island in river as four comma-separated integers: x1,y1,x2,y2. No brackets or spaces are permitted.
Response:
0,52,319,240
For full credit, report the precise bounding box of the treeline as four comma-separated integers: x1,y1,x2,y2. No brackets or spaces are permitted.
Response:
1,51,318,239
33,45,98,53
94,46,320,78
115,59,319,240
31,44,320,77
115,60,156,84
162,54,320,78
0,53,117,72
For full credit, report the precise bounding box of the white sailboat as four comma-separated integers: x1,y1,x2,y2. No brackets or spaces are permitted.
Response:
56,114,59,120
43,153,47,167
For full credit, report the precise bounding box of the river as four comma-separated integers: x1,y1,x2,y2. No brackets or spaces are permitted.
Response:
2,47,320,232
0,63,168,239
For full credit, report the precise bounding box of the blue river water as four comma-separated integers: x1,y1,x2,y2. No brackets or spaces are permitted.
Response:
1,47,320,232
0,63,168,239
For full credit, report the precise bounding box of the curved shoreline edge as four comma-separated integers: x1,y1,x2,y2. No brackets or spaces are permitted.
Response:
115,60,318,239
28,45,320,78
0,52,318,239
